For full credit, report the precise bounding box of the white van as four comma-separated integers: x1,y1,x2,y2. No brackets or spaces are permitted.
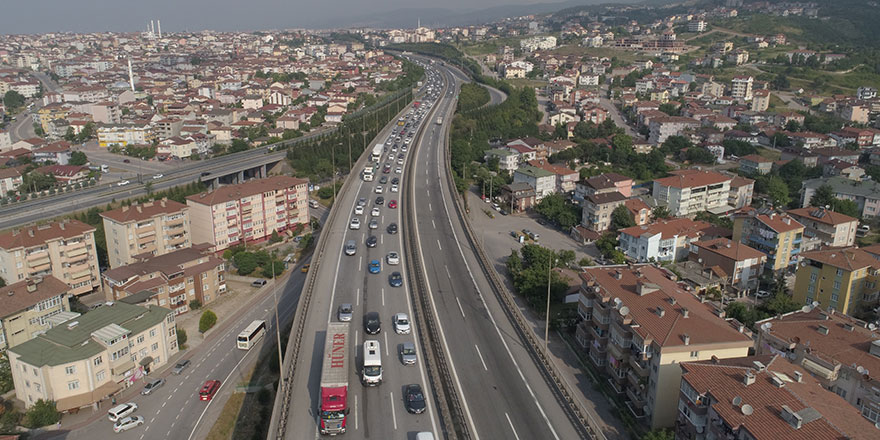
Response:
362,340,382,386
108,402,138,422
416,433,435,440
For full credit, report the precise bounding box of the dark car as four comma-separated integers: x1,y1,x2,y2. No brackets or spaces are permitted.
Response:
375,196,385,206
379,176,388,184
172,359,191,375
391,177,400,185
201,171,211,177
364,312,381,334
397,153,405,159
123,158,131,163
366,236,378,248
387,223,398,234
389,271,403,287
404,384,426,414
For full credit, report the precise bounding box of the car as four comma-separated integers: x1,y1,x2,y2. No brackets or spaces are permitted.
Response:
395,167,402,174
397,153,405,159
123,159,131,163
383,166,391,174
141,378,166,395
171,359,191,375
354,205,364,215
366,235,378,248
344,240,357,256
369,219,379,229
108,403,138,422
371,207,381,217
387,223,398,234
369,259,382,274
401,146,408,152
375,185,384,194
388,200,398,209
338,303,353,322
389,271,403,287
391,177,400,185
404,384,427,414
357,197,367,207
251,279,267,287
536,218,546,226
200,171,211,177
199,380,221,401
399,341,417,365
301,263,310,273
393,313,411,334
386,252,400,265
117,180,130,187
113,416,145,433
152,173,163,179
756,290,772,298
379,176,388,184
375,196,385,205
350,218,361,230
397,158,404,165
391,184,399,193
364,312,381,334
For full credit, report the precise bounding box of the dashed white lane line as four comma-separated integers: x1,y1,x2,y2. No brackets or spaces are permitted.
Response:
456,297,466,318
506,412,522,440
437,239,442,250
445,265,451,278
474,344,488,371
381,287,386,306
390,391,398,430
384,332,390,356
428,203,432,211
356,287,361,306
162,401,167,408
355,395,359,430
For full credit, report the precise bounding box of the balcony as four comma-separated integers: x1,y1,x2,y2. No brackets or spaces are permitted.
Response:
608,337,631,361
110,359,135,379
575,323,592,349
629,355,650,377
589,324,608,342
27,256,51,271
626,386,648,414
591,309,610,328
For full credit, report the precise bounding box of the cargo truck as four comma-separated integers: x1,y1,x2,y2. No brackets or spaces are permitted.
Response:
320,323,350,435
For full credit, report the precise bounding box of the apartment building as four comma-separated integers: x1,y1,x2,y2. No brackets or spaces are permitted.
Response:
102,245,225,315
0,276,72,350
97,123,155,147
792,247,879,314
688,238,766,292
652,170,732,217
574,173,633,205
575,264,752,429
751,89,770,112
0,220,101,296
801,177,880,218
483,148,519,173
0,168,23,194
755,308,880,426
8,302,178,410
512,165,556,200
101,199,191,269
687,20,706,32
527,159,579,193
733,209,804,272
786,206,858,251
619,218,717,262
677,354,877,440
648,116,700,145
730,76,754,101
728,176,755,209
185,175,309,252
582,192,628,233
738,154,773,175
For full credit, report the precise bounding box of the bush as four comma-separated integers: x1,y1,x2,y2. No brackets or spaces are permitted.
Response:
189,299,202,310
269,230,283,244
177,328,188,348
0,408,19,432
199,310,218,333
23,399,59,428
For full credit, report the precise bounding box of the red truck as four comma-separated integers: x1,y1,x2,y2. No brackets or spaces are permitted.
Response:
320,322,350,435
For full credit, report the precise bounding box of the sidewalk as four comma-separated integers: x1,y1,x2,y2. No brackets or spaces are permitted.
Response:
464,191,630,440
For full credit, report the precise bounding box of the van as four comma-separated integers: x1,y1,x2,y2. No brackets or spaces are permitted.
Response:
199,380,221,401
362,340,383,385
108,402,138,422
416,432,435,440
309,200,319,208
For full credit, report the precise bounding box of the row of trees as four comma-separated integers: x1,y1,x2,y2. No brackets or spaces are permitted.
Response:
506,244,576,314
457,83,491,113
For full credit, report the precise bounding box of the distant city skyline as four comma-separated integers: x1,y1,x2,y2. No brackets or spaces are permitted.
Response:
1,0,595,35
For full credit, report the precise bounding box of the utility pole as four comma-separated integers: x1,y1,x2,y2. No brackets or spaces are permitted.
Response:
271,262,283,385
545,255,556,352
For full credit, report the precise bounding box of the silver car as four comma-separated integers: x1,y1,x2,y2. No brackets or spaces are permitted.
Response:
399,342,417,365
171,360,190,375
344,240,357,256
338,303,353,322
141,378,165,395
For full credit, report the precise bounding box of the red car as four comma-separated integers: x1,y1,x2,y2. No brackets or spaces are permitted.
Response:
199,380,221,401
388,200,398,209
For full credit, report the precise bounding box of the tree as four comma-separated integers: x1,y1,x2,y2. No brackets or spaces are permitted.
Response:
0,351,13,394
651,206,672,221
144,181,153,195
643,429,674,440
22,172,56,193
228,139,250,154
23,399,59,428
199,310,218,333
69,151,88,166
658,102,679,116
765,175,791,207
3,91,25,110
269,230,283,244
189,299,202,310
233,252,258,276
0,276,5,288
176,328,188,348
610,204,635,231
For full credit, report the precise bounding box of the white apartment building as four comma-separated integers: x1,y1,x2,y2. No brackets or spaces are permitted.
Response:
97,123,155,147
652,170,732,216
648,116,700,145
688,20,707,32
101,199,191,269
513,165,556,200
730,76,754,101
520,36,557,52
618,218,716,262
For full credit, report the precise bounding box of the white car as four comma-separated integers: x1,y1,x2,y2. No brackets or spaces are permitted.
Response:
117,180,130,187
386,252,400,265
395,167,402,174
369,219,379,229
391,184,399,193
393,313,412,335
375,185,384,194
397,158,404,165
354,205,364,215
350,218,361,230
371,207,380,217
152,173,163,179
113,416,145,433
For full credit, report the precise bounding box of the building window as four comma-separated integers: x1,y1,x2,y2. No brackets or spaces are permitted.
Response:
690,351,699,358
150,329,156,338
34,383,40,392
68,380,80,391
96,370,106,382
152,343,159,352
94,356,103,366
65,366,76,375
836,268,844,277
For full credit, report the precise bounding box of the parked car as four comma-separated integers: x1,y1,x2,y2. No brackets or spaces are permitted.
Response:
108,403,138,422
251,279,267,287
141,378,166,395
171,359,191,375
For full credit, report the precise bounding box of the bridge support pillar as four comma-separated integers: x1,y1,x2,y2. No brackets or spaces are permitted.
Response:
260,164,267,178
237,170,245,183
212,177,220,190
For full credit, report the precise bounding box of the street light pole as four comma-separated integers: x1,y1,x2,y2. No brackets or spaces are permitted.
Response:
271,261,283,384
545,256,555,352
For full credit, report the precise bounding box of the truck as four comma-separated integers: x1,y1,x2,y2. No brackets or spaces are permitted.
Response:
320,322,350,435
362,340,382,386
371,143,383,162
435,117,443,125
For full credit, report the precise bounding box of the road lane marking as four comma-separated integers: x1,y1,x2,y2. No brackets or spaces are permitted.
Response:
506,413,522,440
356,287,360,306
432,219,436,229
382,287,386,306
390,391,398,430
167,395,173,400
445,265,451,278
355,394,359,430
437,239,442,251
474,345,488,371
456,297,466,318
384,332,390,356
428,203,432,211
150,417,156,423
162,401,167,408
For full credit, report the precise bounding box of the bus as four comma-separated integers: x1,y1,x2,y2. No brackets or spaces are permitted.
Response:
370,143,383,162
237,320,267,350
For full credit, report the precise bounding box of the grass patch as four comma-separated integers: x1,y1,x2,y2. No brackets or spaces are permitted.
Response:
459,37,525,56
758,147,781,161
206,393,246,440
551,45,641,63
508,78,547,89
858,233,880,247
767,93,789,112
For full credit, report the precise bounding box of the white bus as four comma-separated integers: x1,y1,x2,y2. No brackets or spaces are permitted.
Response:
237,320,267,350
371,144,383,162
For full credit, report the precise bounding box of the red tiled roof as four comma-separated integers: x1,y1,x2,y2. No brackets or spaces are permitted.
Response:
100,199,188,224
654,170,731,188
186,175,308,206
786,206,857,227
0,220,94,250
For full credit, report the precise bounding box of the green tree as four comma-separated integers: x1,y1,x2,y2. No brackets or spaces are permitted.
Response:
228,139,250,154
651,205,672,221
0,351,13,393
269,230,283,244
75,123,95,143
176,328,188,348
610,204,635,232
23,399,59,428
69,151,88,166
765,175,791,207
643,429,675,440
22,172,56,193
198,310,218,333
3,91,25,110
189,299,202,310
144,181,153,195
233,252,258,275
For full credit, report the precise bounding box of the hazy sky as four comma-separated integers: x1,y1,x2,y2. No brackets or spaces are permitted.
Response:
1,0,563,35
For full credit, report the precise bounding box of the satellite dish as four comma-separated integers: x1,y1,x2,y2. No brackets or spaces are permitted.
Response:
801,305,811,313
812,301,820,308
858,366,866,375
741,404,754,416
760,322,772,331
870,323,877,331
619,306,630,316
732,396,742,407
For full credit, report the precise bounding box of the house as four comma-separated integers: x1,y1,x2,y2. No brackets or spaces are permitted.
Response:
648,116,700,145
618,218,717,262
581,192,628,233
738,154,773,175
0,167,23,195
652,170,733,216
801,177,880,218
786,206,858,251
0,276,72,350
101,199,191,269
755,308,880,425
792,247,880,315
733,208,804,272
8,303,179,410
484,148,519,173
527,159,579,193
625,198,652,226
32,141,72,165
35,165,88,185
823,159,865,181
688,238,766,292
574,173,633,205
751,89,770,112
500,182,537,212
574,264,752,428
678,354,878,440
513,165,556,200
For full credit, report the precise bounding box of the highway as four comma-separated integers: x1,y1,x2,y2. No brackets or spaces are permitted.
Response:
281,70,443,439
405,60,586,439
57,259,309,440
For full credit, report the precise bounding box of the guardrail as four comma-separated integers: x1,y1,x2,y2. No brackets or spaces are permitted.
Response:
401,65,471,440
436,68,602,440
267,88,419,440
